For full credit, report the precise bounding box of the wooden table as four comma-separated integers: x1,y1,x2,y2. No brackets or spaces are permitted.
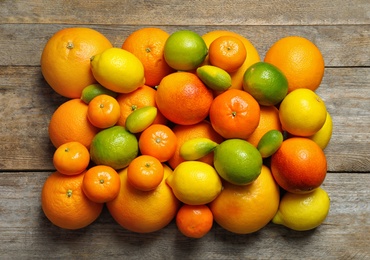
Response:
1,1,369,258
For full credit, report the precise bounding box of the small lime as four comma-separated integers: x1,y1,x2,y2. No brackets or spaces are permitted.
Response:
257,129,284,158
81,83,117,104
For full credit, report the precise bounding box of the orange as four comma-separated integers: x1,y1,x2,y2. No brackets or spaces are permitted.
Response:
209,165,280,234
122,27,174,87
209,35,246,73
52,141,90,175
168,120,224,170
116,85,167,127
41,171,103,230
246,105,282,147
48,99,99,148
264,36,325,93
82,165,121,203
155,72,214,125
127,155,164,191
202,30,260,91
270,137,327,193
106,164,180,233
87,94,121,129
138,124,177,162
41,27,113,98
176,204,213,238
209,89,260,139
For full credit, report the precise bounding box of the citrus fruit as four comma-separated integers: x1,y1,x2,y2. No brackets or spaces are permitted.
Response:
87,94,121,129
209,89,260,139
41,171,103,230
122,27,174,87
243,61,288,106
213,139,263,185
90,126,138,170
125,106,157,134
176,204,213,239
52,141,90,175
257,129,284,158
116,85,167,127
209,165,280,234
166,161,222,205
196,65,232,92
81,83,117,104
279,88,327,136
90,47,145,93
264,36,325,92
127,155,164,191
164,30,208,71
208,35,247,73
272,187,330,231
308,111,333,150
40,27,113,98
179,137,219,161
156,72,214,125
48,99,99,148
202,30,260,90
82,165,121,203
271,137,327,193
106,164,180,233
168,120,224,169
246,105,282,147
138,124,177,162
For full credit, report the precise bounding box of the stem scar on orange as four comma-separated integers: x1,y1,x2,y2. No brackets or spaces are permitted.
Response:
127,155,164,191
209,35,247,73
82,165,121,203
52,141,90,175
87,94,121,129
209,89,260,139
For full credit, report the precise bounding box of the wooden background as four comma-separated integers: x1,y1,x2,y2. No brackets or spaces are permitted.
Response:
1,0,369,258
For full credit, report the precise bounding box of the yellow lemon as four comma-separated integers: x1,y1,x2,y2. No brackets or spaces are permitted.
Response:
279,88,327,136
166,161,222,205
272,187,330,231
90,47,145,94
308,111,333,149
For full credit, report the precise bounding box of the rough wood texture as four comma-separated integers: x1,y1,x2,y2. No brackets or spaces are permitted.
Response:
1,0,369,258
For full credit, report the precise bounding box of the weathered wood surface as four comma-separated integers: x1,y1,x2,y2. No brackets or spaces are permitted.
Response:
1,0,370,259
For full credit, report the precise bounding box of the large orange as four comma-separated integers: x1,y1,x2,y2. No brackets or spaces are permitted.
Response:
246,105,282,147
115,85,167,127
167,120,224,170
264,36,325,93
209,165,280,234
41,27,113,98
106,164,180,233
270,137,327,193
156,72,214,125
202,30,261,91
209,89,260,139
48,99,99,148
41,171,103,230
122,27,174,87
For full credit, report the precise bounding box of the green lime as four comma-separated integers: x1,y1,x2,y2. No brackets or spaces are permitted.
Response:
80,83,118,104
196,65,232,92
90,126,138,170
164,30,208,71
213,139,262,185
257,129,284,158
243,61,288,106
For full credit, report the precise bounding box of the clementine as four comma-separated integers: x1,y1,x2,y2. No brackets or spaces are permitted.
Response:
87,94,121,129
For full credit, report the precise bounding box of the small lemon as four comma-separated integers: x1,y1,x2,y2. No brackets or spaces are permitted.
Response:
90,47,145,94
272,187,330,231
166,161,222,205
309,111,333,149
279,88,327,136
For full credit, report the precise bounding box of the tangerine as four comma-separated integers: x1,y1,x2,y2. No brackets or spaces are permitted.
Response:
176,204,213,238
87,94,121,129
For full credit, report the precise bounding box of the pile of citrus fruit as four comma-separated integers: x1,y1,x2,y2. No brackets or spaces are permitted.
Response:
40,27,332,237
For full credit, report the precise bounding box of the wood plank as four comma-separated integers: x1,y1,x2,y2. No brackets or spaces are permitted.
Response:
0,24,369,67
1,0,369,26
0,171,369,258
1,66,369,172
